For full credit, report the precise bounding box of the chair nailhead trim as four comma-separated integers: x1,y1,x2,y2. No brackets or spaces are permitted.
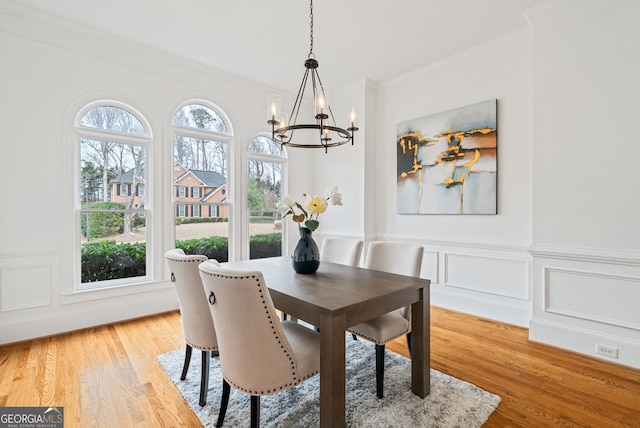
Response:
202,271,318,395
168,255,217,351
347,329,410,346
185,341,219,351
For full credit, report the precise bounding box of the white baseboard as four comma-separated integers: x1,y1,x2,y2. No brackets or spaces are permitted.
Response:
0,290,179,344
529,318,640,369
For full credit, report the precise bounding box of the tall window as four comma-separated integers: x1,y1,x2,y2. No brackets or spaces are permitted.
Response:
247,135,286,259
76,103,151,289
173,102,232,261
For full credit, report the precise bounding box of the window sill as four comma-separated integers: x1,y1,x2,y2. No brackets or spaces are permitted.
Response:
62,279,173,304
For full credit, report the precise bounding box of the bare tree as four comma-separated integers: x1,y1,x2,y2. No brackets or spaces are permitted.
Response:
110,143,145,234
173,105,229,174
80,106,144,201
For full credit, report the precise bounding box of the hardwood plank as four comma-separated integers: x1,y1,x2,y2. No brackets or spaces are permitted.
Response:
1,307,639,427
388,308,640,428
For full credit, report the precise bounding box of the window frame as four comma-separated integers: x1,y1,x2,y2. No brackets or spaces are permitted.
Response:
171,100,234,258
245,134,288,260
72,100,153,293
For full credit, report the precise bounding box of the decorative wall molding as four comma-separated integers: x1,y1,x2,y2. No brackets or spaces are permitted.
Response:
1,264,52,311
0,247,59,258
375,235,533,326
544,267,640,331
384,234,531,254
529,243,640,266
444,253,530,300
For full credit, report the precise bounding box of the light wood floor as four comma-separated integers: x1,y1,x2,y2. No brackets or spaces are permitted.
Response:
1,307,639,427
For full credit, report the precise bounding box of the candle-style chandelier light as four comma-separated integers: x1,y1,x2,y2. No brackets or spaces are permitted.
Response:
267,0,358,152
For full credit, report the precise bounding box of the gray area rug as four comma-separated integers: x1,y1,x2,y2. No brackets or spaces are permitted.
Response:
157,337,501,427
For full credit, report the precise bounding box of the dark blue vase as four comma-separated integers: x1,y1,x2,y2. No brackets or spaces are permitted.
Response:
291,227,320,274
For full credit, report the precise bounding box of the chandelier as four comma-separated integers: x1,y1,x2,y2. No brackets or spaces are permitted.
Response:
267,0,358,152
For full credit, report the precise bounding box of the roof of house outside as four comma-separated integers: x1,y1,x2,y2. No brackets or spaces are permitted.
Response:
187,170,226,188
113,165,226,188
115,167,145,183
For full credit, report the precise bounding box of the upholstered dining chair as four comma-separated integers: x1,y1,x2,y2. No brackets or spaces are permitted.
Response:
320,237,363,266
347,241,424,399
198,260,321,428
165,249,218,407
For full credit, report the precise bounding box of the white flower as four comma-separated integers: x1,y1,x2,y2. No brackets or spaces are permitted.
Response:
278,194,296,211
326,185,343,206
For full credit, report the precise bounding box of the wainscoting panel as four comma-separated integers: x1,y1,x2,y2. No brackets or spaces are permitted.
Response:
545,268,640,331
444,253,529,299
1,264,52,311
530,245,640,368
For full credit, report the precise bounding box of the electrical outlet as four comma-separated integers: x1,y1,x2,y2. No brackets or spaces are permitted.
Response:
596,344,619,359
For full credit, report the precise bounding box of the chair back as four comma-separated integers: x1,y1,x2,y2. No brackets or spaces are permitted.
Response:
165,249,217,350
364,241,423,277
320,237,363,266
364,241,424,320
198,260,307,395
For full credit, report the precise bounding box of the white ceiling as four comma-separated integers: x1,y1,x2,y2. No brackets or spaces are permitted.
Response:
12,0,543,91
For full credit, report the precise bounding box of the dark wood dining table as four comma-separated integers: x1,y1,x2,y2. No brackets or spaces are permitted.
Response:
223,256,431,427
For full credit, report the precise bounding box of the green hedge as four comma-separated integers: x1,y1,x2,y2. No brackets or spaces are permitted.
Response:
176,236,229,261
81,240,146,282
248,233,282,259
80,233,282,283
176,217,228,225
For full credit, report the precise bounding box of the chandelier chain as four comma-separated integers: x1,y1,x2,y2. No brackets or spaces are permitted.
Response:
309,0,314,57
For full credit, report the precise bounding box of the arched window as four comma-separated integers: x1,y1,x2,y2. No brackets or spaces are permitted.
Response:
172,102,232,261
247,135,286,259
76,102,151,289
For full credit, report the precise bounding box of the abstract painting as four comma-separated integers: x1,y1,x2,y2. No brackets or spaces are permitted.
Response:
397,99,497,214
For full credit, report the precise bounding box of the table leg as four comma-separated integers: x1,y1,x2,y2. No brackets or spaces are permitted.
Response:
318,312,346,427
411,286,430,398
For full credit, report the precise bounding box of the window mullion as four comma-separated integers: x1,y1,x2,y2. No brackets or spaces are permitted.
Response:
77,128,151,145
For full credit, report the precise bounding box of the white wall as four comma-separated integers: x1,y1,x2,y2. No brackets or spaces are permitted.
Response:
368,29,534,327
310,79,370,240
0,3,305,342
526,0,640,368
